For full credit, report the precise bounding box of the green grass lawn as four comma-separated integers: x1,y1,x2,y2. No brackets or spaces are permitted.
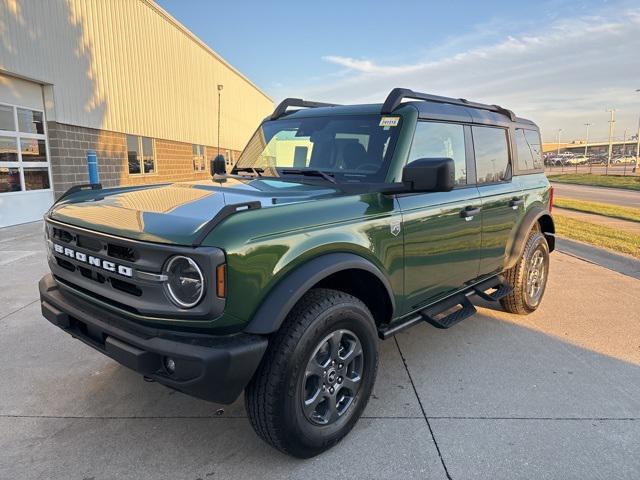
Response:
554,215,640,259
554,198,640,223
548,174,640,191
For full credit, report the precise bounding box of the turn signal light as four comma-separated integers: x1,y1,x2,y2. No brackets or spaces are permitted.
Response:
216,264,226,298
549,186,554,212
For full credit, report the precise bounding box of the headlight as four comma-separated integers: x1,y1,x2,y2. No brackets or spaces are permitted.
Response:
163,256,205,308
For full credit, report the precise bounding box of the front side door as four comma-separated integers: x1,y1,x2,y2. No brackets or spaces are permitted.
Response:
471,125,523,277
398,121,482,314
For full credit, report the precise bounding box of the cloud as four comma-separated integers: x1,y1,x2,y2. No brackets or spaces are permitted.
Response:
291,7,640,142
321,55,423,75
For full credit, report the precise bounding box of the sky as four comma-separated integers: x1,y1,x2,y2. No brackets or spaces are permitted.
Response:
156,0,640,143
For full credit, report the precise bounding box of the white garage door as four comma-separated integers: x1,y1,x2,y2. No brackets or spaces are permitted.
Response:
0,74,53,228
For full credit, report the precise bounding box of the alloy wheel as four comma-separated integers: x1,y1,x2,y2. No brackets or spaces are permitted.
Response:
301,329,364,425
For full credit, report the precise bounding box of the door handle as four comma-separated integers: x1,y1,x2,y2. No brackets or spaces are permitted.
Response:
509,197,525,209
460,206,481,220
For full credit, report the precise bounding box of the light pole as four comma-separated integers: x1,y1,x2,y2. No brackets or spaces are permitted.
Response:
556,129,563,171
584,123,591,173
217,84,224,157
584,123,592,174
635,89,639,173
606,108,616,175
622,128,628,176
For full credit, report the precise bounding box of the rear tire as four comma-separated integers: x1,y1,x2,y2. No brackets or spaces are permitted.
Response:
500,230,550,314
245,288,378,458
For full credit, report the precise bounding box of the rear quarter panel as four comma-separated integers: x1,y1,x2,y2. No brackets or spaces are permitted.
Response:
507,173,552,261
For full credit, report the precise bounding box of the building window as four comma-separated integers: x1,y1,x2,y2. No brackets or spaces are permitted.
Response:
193,144,206,171
472,126,510,185
127,135,156,175
0,103,51,194
408,122,467,186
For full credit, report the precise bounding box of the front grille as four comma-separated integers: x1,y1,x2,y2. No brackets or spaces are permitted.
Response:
56,257,75,272
52,227,73,243
46,218,225,321
76,234,102,252
111,278,142,297
107,243,137,262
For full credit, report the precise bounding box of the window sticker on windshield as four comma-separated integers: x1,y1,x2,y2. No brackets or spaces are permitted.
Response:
379,116,400,127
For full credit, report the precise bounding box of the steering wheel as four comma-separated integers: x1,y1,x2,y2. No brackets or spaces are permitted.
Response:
355,163,379,172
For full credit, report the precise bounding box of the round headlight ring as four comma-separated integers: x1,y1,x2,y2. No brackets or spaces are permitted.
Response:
163,255,205,308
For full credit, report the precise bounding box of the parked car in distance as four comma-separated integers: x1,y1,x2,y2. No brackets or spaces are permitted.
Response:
563,155,588,165
39,88,554,458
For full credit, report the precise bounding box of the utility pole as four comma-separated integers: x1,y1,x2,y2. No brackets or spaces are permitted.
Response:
584,123,592,174
606,108,616,175
217,84,224,157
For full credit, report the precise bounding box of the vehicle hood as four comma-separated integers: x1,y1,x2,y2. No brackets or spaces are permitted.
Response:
48,177,342,244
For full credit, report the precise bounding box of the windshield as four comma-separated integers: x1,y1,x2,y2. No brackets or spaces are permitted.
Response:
234,115,402,183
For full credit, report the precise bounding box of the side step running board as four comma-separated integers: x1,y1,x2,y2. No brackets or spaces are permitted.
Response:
472,275,513,302
377,275,512,340
422,295,476,329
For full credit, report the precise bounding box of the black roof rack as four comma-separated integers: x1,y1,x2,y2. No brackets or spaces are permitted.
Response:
270,98,339,120
381,88,516,122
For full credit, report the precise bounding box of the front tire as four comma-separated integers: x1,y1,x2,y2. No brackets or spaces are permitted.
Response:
245,288,379,458
500,230,550,314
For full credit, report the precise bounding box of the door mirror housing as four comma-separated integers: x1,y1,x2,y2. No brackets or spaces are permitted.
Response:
402,158,455,192
211,154,226,175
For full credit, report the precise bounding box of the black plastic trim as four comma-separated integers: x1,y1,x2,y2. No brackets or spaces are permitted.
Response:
40,274,268,404
55,183,102,204
505,206,555,269
192,201,261,247
244,253,395,335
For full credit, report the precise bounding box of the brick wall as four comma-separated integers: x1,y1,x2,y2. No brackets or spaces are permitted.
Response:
48,122,126,197
48,121,242,197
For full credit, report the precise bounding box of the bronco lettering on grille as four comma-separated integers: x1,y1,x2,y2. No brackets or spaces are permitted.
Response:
52,243,133,278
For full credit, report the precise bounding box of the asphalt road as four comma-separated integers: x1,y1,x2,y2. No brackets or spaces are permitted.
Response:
551,182,640,208
1,222,639,480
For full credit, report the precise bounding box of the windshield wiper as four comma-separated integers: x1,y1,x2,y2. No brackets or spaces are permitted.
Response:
232,166,263,177
279,168,337,184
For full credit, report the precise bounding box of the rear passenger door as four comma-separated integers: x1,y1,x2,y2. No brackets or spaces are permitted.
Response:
472,125,523,277
398,121,482,312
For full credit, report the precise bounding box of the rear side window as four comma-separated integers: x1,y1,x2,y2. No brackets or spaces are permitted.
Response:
472,126,510,184
408,122,467,186
515,128,543,171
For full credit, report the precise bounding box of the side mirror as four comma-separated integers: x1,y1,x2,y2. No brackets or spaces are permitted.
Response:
211,155,226,175
402,158,455,192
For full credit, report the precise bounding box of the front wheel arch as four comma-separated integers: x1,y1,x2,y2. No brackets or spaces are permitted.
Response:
244,253,395,335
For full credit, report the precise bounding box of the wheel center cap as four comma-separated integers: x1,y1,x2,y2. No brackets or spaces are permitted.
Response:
327,369,337,384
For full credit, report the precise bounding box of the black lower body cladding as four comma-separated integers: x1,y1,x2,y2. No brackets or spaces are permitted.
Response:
39,274,268,404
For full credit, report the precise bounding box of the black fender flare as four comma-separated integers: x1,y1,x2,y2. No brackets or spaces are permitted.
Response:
243,253,395,335
505,206,555,270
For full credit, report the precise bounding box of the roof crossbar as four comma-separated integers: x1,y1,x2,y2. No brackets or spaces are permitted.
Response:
270,98,339,120
381,88,516,122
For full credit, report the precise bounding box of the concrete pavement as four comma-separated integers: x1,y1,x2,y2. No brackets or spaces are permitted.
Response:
551,182,640,208
1,222,639,479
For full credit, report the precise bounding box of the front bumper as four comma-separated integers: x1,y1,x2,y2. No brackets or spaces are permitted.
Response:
39,274,268,404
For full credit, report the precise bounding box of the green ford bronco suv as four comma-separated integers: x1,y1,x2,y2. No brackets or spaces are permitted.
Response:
40,88,554,458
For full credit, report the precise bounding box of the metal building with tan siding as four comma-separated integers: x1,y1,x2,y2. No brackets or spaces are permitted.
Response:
0,0,273,227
